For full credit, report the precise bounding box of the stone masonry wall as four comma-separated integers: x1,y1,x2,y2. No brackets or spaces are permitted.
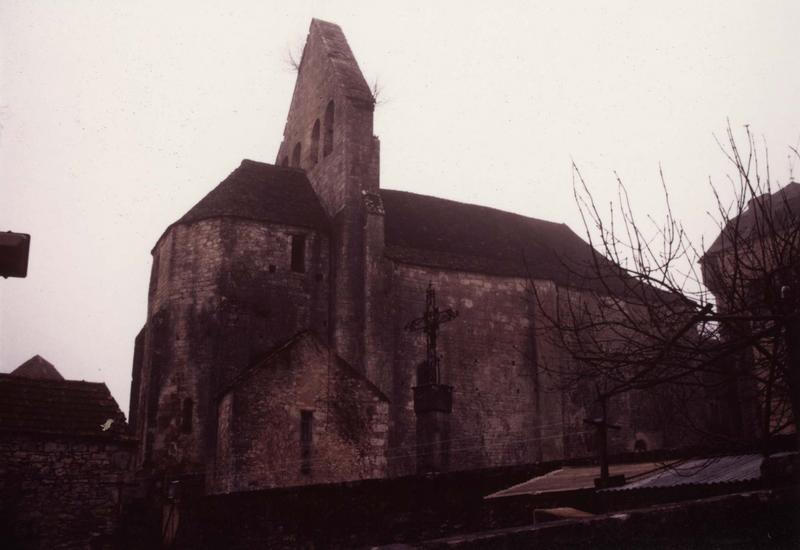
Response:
134,217,329,476
211,333,388,493
384,263,665,476
275,20,379,375
276,20,376,217
0,433,134,549
385,265,557,475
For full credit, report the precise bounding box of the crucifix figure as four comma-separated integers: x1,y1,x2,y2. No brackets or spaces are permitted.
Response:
584,389,622,488
405,282,458,385
406,282,458,473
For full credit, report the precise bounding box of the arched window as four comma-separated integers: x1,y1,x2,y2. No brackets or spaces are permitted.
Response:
310,119,320,166
292,142,301,167
281,155,289,167
323,100,334,157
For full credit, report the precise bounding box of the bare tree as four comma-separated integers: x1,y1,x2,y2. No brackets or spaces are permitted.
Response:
368,77,387,106
530,124,800,459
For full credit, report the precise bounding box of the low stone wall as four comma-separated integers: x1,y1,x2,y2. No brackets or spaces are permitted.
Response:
169,462,554,549
130,444,799,549
0,432,134,549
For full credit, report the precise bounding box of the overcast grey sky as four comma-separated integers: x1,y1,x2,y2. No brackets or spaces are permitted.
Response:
1,1,798,415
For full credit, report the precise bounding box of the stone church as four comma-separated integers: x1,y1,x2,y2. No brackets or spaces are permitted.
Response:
129,19,670,494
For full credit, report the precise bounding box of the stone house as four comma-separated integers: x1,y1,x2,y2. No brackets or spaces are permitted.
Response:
130,19,689,495
702,181,800,437
0,356,134,549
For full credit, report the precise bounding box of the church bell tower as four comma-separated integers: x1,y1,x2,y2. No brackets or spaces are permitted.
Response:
276,20,386,388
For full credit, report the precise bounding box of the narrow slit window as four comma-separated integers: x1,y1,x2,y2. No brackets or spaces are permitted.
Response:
310,119,320,166
323,100,334,157
292,142,301,167
181,398,193,433
291,234,306,273
300,410,313,474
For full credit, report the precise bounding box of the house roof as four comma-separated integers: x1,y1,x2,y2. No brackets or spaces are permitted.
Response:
704,181,800,256
0,373,128,438
11,355,64,380
158,160,330,247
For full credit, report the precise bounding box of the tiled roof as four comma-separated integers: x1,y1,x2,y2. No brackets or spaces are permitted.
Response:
11,355,64,380
381,189,613,284
0,374,128,438
168,160,625,289
165,160,329,242
705,181,800,256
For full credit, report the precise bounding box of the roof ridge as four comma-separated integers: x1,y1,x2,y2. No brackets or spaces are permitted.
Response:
216,330,314,400
0,373,108,387
217,330,389,403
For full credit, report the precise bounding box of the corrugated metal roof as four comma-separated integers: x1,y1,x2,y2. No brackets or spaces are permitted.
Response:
486,461,675,499
603,454,766,492
487,453,791,499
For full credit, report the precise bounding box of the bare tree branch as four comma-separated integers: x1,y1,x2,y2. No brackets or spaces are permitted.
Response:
529,122,800,448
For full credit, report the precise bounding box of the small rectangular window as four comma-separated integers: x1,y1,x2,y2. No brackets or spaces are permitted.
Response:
291,235,306,273
181,398,193,434
300,410,313,474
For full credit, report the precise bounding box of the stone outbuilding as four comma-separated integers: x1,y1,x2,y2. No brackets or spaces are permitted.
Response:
0,357,134,549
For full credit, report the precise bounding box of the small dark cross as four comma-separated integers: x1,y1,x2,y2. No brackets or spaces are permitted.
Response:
584,391,621,487
405,282,458,384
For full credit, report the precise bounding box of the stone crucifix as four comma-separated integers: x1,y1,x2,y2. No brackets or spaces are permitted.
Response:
405,282,458,385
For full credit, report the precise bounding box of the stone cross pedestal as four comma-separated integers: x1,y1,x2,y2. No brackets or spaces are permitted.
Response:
406,283,458,473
